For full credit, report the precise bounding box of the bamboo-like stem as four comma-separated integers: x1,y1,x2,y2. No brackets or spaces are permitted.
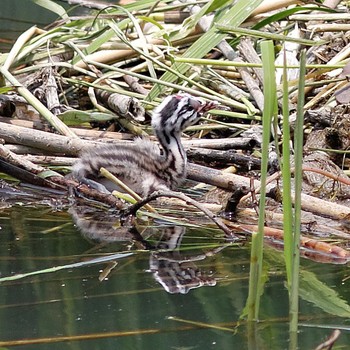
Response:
290,13,350,21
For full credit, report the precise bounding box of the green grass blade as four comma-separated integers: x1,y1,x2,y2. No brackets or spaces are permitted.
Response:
32,0,69,20
290,49,306,333
247,40,277,321
281,52,293,286
0,252,133,283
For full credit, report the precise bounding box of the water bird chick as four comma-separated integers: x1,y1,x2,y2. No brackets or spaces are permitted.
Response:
72,93,217,196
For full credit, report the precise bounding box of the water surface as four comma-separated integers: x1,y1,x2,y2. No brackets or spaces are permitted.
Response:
1,206,350,349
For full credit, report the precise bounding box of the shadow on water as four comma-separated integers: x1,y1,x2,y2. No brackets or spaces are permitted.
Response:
0,205,350,349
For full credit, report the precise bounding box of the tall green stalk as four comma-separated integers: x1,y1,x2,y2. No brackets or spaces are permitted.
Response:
247,40,277,321
289,50,306,334
281,53,293,285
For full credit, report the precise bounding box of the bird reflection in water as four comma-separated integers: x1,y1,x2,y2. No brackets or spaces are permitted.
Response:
148,226,219,294
70,206,224,294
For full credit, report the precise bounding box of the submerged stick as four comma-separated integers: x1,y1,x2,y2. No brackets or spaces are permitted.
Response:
123,190,234,237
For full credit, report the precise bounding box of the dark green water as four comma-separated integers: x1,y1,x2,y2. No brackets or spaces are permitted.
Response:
0,0,115,52
0,0,58,52
1,206,350,349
